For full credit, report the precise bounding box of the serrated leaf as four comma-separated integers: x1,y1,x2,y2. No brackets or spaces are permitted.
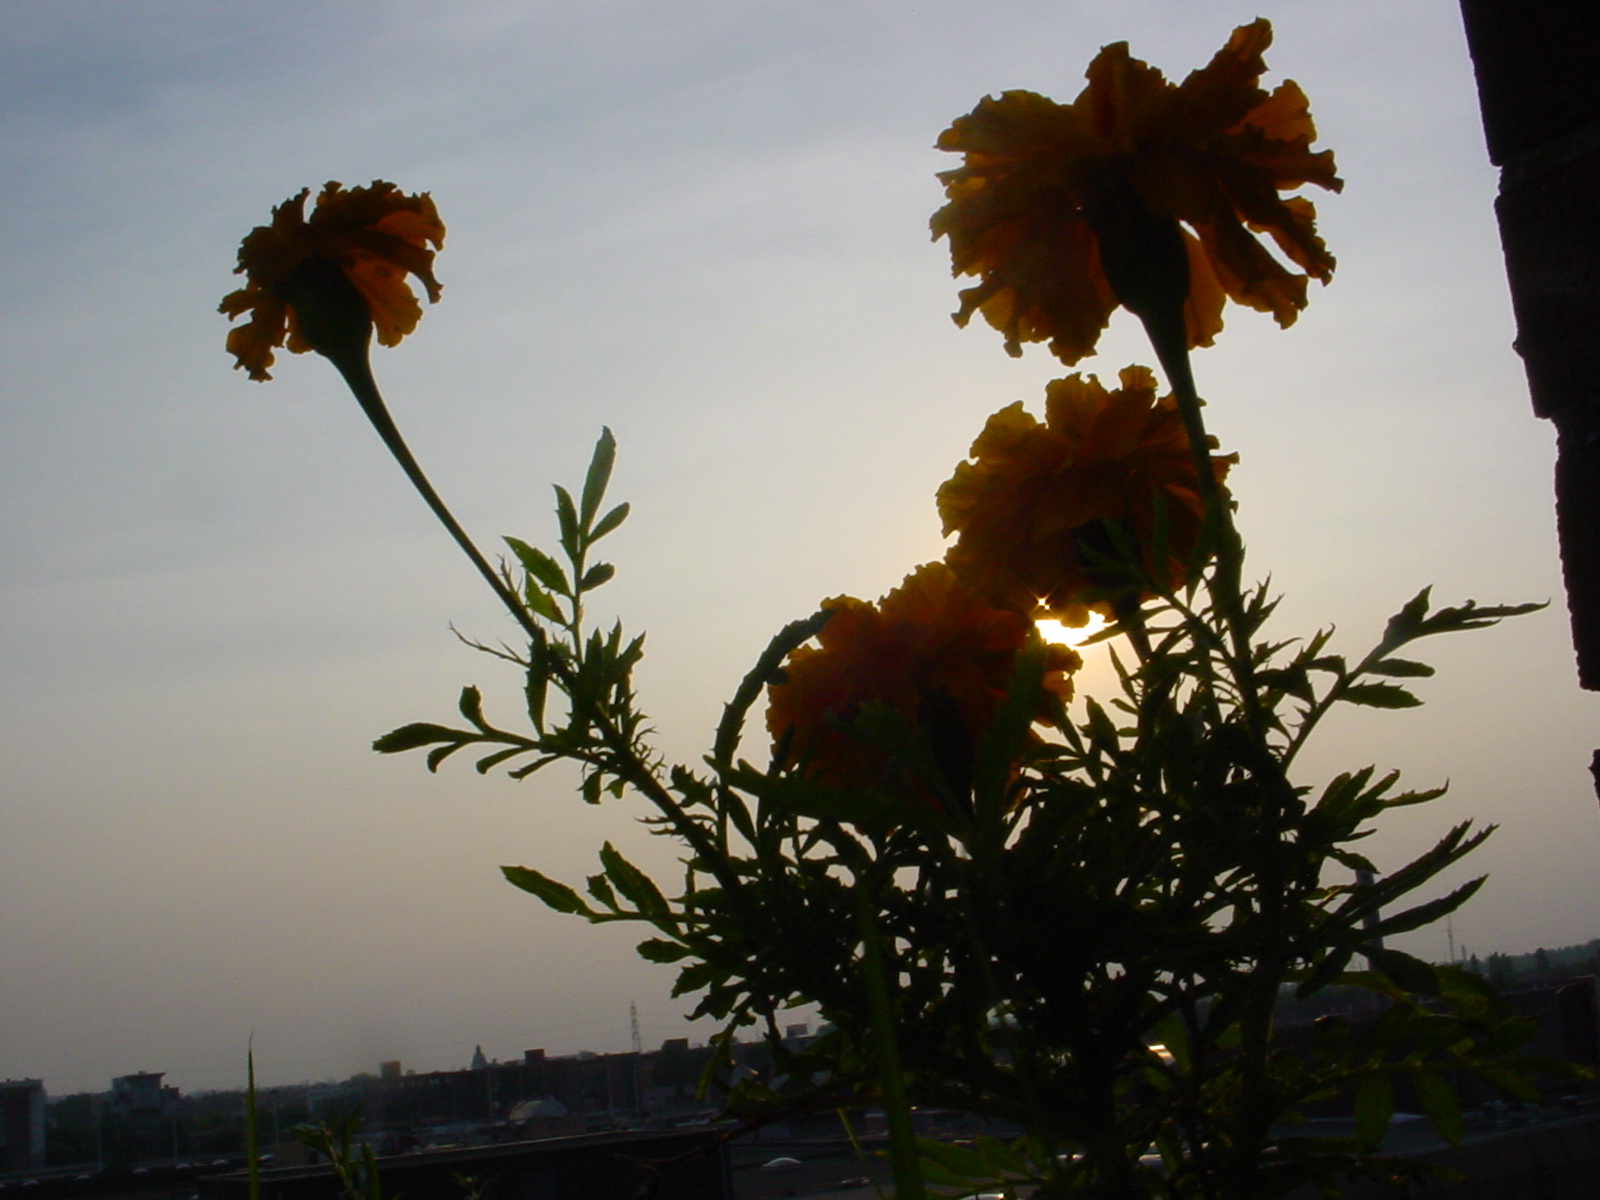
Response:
1353,1072,1393,1149
600,842,670,918
1257,666,1315,702
580,427,617,527
1340,683,1422,709
1364,945,1439,995
590,502,630,542
1414,1068,1463,1144
1380,588,1433,651
501,865,593,915
916,1136,1006,1182
636,938,691,964
1367,658,1435,678
504,537,570,595
671,959,722,997
525,638,550,734
458,685,488,728
523,584,563,622
372,723,460,753
553,485,579,555
1418,599,1545,637
579,562,616,592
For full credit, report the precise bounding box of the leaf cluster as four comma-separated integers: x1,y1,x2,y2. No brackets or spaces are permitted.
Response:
374,435,1563,1200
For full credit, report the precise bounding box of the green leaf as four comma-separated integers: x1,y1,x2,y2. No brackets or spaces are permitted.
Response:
553,485,579,556
1257,666,1315,702
1149,1012,1191,1072
426,742,466,772
501,865,593,915
600,842,670,919
504,537,570,595
1413,1068,1463,1144
525,633,550,734
1417,598,1545,638
579,563,616,592
523,584,563,622
1364,945,1439,995
1380,588,1432,646
915,1136,1006,1181
590,502,630,542
474,746,527,774
636,938,691,964
1353,1072,1393,1149
973,642,1048,820
671,959,722,998
1340,683,1422,709
458,685,488,729
372,723,460,753
580,427,617,528
1367,658,1435,678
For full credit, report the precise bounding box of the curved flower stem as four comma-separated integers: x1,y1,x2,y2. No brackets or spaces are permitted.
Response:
328,354,542,645
325,353,743,894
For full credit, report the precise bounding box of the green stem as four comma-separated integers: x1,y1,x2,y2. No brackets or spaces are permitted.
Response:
1138,308,1295,1179
858,888,925,1200
329,354,542,645
327,354,745,893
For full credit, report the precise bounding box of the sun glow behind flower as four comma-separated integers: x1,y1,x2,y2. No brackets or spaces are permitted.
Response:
1037,611,1109,648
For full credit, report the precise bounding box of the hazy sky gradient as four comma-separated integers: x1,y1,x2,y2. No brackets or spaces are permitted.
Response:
2,0,1596,1095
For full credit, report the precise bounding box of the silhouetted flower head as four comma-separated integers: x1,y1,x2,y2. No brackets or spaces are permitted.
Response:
220,181,445,381
938,366,1235,623
767,562,1078,798
931,19,1340,365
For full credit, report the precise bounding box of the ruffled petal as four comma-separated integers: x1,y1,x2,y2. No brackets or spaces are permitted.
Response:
934,20,1338,365
221,181,444,378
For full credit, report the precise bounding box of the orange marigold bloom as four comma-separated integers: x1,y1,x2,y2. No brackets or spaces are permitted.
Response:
938,366,1235,622
767,562,1079,797
931,19,1341,365
219,181,445,381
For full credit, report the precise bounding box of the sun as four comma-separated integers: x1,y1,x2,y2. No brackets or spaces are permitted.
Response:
1036,611,1109,648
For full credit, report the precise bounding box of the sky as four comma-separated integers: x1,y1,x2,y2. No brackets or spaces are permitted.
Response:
1,0,1596,1097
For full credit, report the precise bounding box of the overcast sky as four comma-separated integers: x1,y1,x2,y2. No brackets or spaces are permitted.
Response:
2,0,1596,1096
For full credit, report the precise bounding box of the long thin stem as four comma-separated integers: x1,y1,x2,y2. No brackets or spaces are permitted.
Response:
1138,307,1298,1183
857,888,926,1200
329,355,541,645
326,355,757,905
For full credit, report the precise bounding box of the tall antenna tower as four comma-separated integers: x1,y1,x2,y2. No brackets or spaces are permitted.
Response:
629,1001,645,1118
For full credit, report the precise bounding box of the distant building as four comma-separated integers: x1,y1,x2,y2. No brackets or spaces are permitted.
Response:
109,1072,182,1162
110,1072,180,1121
0,1079,45,1173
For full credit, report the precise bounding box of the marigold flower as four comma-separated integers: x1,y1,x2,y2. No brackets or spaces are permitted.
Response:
938,366,1235,622
931,19,1341,365
219,181,445,381
767,563,1079,799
